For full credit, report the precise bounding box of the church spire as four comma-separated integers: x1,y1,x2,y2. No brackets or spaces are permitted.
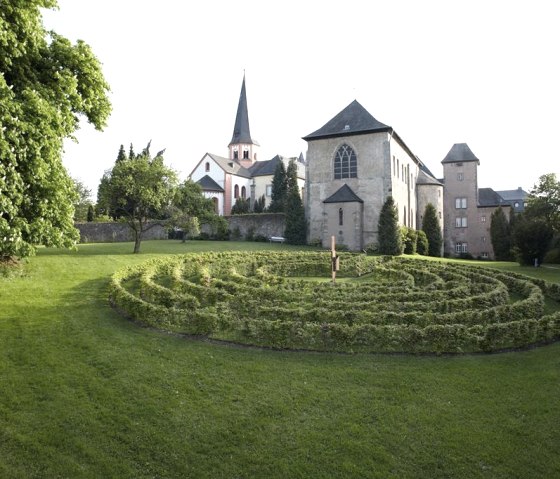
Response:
228,74,259,165
229,74,255,146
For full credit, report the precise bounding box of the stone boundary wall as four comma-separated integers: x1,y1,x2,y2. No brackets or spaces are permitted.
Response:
75,222,167,243
76,214,286,244
225,213,285,240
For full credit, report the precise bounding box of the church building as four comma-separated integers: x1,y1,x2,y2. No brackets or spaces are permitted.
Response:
189,76,305,216
304,100,443,251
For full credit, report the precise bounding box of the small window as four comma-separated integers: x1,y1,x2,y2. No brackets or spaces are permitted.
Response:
205,162,210,172
243,150,249,159
455,242,468,253
481,215,487,222
481,252,489,259
233,151,239,160
482,236,486,243
266,185,272,197
514,202,519,208
338,208,343,226
234,184,239,199
212,197,219,214
457,172,464,181
241,186,246,199
455,217,467,228
455,197,467,209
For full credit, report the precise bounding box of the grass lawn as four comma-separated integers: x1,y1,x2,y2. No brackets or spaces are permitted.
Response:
1,240,559,478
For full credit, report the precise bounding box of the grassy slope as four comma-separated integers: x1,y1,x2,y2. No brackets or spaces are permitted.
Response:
0,241,559,478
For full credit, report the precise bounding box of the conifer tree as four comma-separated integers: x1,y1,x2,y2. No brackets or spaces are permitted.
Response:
268,161,287,212
422,203,442,257
284,160,306,244
116,144,127,162
378,196,403,255
490,207,512,260
416,230,429,255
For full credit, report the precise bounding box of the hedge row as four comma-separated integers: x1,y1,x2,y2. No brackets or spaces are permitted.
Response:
108,252,560,353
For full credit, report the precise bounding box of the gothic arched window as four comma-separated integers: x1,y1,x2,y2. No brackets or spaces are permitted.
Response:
334,144,357,179
234,184,239,199
241,186,246,199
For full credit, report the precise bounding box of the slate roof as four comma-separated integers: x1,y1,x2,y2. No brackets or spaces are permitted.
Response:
416,168,443,186
207,153,251,178
441,143,480,164
196,175,224,192
495,187,528,201
249,155,284,177
323,184,363,203
229,75,258,147
478,188,506,207
303,100,391,141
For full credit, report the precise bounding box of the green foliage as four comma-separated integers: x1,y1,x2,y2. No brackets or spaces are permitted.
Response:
416,230,429,255
97,143,177,253
378,196,403,255
513,214,554,266
268,161,287,212
422,203,443,257
230,197,251,215
110,252,560,354
490,206,512,260
526,173,560,233
284,159,306,245
72,178,93,222
86,204,94,222
170,179,216,241
253,194,266,213
402,227,418,254
0,0,111,259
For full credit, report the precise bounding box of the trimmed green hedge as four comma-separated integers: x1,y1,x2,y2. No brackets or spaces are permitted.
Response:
109,252,560,353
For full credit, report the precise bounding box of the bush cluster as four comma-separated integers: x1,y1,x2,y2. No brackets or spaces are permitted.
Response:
109,252,560,353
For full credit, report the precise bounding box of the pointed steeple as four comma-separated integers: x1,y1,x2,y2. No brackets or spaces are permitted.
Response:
229,74,256,146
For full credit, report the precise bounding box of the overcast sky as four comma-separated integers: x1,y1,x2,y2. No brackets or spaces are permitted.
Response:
42,0,560,197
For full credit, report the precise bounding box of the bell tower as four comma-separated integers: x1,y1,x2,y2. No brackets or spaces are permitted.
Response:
228,74,259,168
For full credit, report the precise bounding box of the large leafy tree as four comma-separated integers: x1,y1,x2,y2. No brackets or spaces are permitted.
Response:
512,173,560,265
377,196,402,255
490,207,512,261
422,203,442,257
525,173,560,233
0,1,111,260
72,178,93,222
97,143,177,253
284,159,306,244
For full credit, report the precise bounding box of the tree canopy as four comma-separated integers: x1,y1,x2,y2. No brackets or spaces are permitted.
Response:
284,160,306,244
422,203,442,257
97,143,177,253
268,161,287,212
0,0,111,260
377,196,402,255
490,207,512,261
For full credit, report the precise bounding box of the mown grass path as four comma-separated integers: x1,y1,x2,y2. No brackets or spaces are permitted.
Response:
1,241,559,478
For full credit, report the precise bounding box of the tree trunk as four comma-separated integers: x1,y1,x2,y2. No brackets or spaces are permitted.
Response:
133,224,142,254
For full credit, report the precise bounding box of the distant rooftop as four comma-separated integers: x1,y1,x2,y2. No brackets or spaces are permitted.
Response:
441,143,480,164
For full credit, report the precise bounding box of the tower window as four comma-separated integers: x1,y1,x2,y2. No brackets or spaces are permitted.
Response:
333,144,357,179
233,150,239,160
455,197,467,209
243,150,249,159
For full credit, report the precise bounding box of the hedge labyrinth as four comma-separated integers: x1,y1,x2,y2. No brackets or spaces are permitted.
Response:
109,252,560,353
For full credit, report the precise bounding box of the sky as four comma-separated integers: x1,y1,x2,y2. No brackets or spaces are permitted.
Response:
42,0,560,197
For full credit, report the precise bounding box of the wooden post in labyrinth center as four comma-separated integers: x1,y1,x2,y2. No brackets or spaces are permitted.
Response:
331,235,340,285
